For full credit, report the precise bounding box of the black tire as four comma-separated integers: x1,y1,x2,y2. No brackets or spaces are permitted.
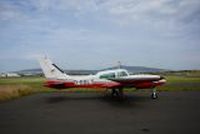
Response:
151,92,158,99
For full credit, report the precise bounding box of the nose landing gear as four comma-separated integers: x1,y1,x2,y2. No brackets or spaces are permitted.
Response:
151,88,158,99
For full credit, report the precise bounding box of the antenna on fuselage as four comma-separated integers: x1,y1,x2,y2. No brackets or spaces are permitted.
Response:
117,61,121,69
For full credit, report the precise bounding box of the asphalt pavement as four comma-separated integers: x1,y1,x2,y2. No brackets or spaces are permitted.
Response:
0,91,200,134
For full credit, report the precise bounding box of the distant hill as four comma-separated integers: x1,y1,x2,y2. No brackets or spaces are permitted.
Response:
15,65,167,75
16,68,97,75
16,68,42,74
101,65,166,74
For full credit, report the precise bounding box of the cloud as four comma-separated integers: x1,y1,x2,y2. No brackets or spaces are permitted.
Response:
1,0,199,40
98,0,200,21
1,0,200,26
0,0,200,70
93,0,200,36
28,0,200,37
0,1,27,21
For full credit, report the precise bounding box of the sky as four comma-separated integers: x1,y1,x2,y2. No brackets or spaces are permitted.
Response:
0,0,200,72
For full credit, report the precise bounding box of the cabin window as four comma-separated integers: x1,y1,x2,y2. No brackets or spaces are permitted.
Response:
99,73,115,79
118,71,128,77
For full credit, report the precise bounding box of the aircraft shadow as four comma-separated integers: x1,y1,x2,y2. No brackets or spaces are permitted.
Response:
99,94,150,107
45,92,150,107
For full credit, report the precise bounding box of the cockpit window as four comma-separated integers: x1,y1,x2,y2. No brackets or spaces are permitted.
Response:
118,71,128,77
99,73,115,79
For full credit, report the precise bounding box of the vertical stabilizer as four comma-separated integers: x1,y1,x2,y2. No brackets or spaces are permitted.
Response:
38,57,69,79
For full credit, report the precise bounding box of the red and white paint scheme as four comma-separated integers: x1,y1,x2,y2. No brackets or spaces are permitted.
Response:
38,57,166,99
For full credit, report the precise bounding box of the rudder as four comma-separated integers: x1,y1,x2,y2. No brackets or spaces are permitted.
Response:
38,57,69,79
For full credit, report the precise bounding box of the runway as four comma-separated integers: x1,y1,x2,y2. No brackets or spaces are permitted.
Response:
0,91,200,134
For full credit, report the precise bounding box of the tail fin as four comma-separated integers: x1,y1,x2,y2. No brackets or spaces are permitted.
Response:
38,57,69,79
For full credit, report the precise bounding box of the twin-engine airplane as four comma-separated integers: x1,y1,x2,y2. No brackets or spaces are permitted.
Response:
38,57,166,99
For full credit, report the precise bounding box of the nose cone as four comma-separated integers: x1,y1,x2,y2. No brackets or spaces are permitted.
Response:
159,76,167,84
160,79,167,83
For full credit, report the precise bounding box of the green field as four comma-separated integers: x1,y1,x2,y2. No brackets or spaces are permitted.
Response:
157,70,200,91
0,77,49,102
0,71,200,102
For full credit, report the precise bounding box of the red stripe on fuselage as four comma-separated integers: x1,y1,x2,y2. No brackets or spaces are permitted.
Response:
44,80,120,89
44,78,166,89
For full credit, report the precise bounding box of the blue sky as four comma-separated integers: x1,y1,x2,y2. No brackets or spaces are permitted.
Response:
0,0,200,72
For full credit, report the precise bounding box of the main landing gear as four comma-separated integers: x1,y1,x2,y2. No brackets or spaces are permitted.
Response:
111,88,124,97
107,88,158,99
151,88,158,99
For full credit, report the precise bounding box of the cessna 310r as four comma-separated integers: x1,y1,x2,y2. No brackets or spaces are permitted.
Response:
38,57,166,99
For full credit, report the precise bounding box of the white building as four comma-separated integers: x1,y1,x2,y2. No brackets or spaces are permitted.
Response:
0,73,21,77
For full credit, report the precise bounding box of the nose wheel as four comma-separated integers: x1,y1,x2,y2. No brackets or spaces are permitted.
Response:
151,89,158,99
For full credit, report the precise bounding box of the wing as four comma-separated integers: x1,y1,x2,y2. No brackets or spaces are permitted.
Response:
107,75,163,89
